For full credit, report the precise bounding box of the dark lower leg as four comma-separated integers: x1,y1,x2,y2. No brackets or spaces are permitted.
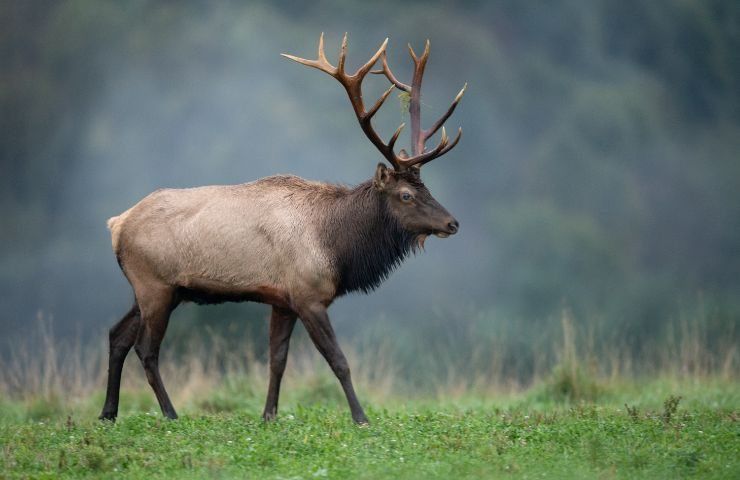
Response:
100,304,141,421
332,355,368,424
134,291,178,419
262,307,297,421
136,346,177,419
299,304,368,424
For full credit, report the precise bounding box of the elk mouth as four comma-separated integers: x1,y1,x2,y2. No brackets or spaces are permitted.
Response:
416,231,450,249
416,226,457,249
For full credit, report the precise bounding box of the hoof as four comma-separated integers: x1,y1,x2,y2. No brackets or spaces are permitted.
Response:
98,413,117,422
353,415,369,426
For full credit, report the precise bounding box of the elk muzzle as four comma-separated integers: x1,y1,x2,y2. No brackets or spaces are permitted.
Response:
434,217,459,238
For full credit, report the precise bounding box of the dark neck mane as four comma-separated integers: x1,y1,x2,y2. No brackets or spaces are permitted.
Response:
322,180,416,296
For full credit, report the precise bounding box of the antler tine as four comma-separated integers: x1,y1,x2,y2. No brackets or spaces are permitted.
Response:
407,39,430,65
398,125,450,168
353,38,389,80
407,43,417,62
370,51,411,92
423,83,467,141
337,32,348,75
317,32,328,64
415,127,463,167
439,127,462,155
365,84,395,119
388,123,406,151
371,121,406,171
281,32,336,74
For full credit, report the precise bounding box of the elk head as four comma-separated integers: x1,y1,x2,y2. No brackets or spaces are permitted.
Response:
283,34,465,246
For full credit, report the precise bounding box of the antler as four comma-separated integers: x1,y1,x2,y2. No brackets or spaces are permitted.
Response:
373,40,467,169
283,33,465,171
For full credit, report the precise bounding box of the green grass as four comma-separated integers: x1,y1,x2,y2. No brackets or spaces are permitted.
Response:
1,379,738,479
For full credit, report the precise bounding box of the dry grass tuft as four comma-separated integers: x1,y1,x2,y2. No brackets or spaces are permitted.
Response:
0,310,736,413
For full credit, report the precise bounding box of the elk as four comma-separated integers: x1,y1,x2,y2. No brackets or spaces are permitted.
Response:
99,33,466,424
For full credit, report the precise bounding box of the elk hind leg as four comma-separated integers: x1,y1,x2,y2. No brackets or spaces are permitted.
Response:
99,303,141,421
133,284,178,419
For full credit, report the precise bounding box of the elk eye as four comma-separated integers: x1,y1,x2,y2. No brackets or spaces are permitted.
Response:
401,192,413,202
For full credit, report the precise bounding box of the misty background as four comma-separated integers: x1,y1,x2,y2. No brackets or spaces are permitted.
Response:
2,0,738,384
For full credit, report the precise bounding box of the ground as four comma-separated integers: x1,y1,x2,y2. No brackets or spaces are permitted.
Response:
1,379,738,479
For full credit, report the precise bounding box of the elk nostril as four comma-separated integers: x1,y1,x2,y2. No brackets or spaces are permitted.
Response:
448,219,459,234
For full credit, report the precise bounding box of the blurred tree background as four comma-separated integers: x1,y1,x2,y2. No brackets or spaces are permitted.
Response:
1,0,738,383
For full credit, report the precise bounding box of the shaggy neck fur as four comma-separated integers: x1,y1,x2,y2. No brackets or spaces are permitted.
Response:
321,180,417,296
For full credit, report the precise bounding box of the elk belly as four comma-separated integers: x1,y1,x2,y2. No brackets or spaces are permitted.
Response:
178,277,291,309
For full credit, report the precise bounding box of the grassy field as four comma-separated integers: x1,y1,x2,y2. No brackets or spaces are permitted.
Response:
1,315,737,478
1,377,738,479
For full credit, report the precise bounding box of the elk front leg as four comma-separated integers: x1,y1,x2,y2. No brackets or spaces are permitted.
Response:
297,303,368,424
262,307,297,421
99,303,141,421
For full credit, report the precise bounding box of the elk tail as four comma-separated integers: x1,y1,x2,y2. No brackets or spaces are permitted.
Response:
106,216,119,231
107,210,131,253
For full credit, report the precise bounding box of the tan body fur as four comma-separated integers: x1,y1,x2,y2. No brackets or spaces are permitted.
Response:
110,176,340,309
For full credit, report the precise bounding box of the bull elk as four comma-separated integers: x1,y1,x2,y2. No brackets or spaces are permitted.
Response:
99,33,466,424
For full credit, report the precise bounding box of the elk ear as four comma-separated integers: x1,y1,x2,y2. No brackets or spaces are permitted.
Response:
373,163,392,190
